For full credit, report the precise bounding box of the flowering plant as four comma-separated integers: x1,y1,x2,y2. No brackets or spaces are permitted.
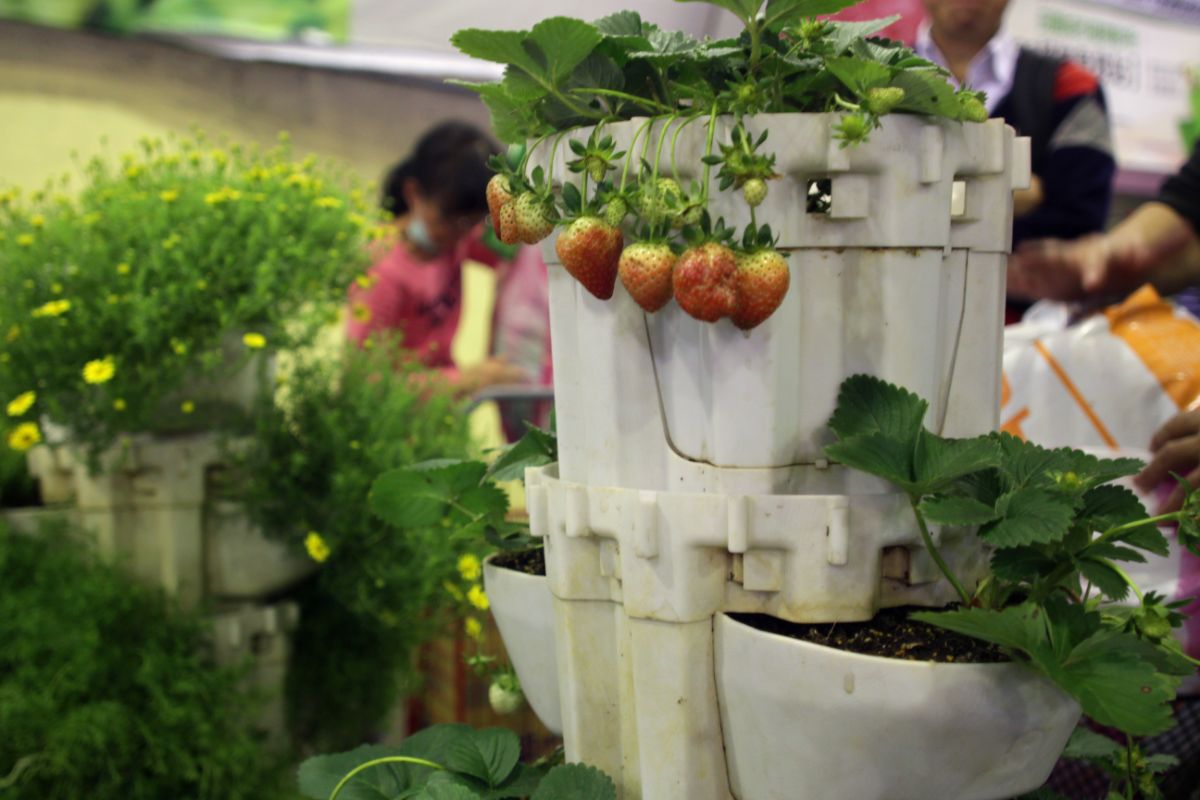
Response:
0,132,385,462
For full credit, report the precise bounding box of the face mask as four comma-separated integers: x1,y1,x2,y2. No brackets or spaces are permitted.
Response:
407,215,440,255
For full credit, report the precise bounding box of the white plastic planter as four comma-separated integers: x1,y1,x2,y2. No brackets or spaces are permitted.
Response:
531,114,1026,493
715,613,1080,800
212,600,300,750
205,501,315,599
483,554,562,734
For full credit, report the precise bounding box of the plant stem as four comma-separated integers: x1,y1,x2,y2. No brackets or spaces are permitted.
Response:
652,116,674,180
701,104,719,204
669,114,699,182
910,496,971,606
1124,735,1135,800
519,133,552,177
544,130,570,189
620,118,655,192
1100,512,1184,542
329,757,445,800
747,19,762,73
572,87,673,114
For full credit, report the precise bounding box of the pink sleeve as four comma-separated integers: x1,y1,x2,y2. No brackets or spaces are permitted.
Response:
492,246,551,382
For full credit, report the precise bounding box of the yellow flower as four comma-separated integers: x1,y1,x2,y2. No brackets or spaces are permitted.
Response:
159,189,178,203
50,282,63,295
16,234,34,247
203,187,240,205
314,196,342,209
125,165,141,179
242,332,267,349
31,300,70,318
354,273,377,289
351,302,371,323
30,214,44,228
117,262,131,275
195,279,208,291
106,294,120,305
467,584,490,611
305,531,330,563
6,391,35,417
113,398,126,411
170,338,187,355
82,356,116,385
464,617,484,641
180,400,195,414
457,553,482,582
210,149,228,166
7,422,41,452
5,325,20,343
284,173,311,189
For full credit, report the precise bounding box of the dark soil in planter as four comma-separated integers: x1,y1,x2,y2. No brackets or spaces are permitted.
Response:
730,606,1008,664
491,547,546,576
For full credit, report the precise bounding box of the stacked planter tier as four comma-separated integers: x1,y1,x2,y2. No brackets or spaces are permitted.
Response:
490,113,1080,800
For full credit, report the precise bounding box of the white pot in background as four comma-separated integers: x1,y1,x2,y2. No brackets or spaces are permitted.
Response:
715,613,1080,800
484,553,562,734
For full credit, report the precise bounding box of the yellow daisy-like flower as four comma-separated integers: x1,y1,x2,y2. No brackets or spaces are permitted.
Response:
5,325,20,343
284,173,311,189
31,300,70,318
6,391,36,417
124,165,141,179
464,617,484,641
305,531,330,563
170,338,187,355
7,422,41,452
242,332,267,349
314,196,342,209
30,214,44,228
180,400,195,414
16,233,34,247
467,584,490,611
159,189,178,203
113,398,127,411
351,302,371,323
82,356,116,385
116,262,131,275
457,553,482,582
354,273,377,289
203,187,241,205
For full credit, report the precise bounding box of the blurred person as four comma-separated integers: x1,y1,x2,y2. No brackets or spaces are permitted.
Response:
347,121,547,400
1008,140,1200,306
916,0,1116,320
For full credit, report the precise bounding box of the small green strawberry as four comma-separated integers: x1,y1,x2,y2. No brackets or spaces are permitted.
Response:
957,91,988,123
619,242,676,313
732,249,790,330
832,113,873,148
673,242,738,322
488,672,524,715
555,216,623,300
742,178,768,208
863,87,906,116
604,197,628,228
512,192,554,244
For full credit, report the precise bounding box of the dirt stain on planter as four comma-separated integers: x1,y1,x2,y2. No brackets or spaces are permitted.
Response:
490,547,546,576
729,606,1008,664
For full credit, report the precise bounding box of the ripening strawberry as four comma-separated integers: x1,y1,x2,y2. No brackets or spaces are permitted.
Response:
742,178,768,208
604,197,628,228
556,216,623,300
486,174,513,225
619,242,676,313
512,192,554,244
673,242,738,322
732,249,790,330
495,200,521,245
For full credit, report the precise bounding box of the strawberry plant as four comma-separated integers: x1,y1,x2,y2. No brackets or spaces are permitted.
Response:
825,374,1200,796
450,0,984,328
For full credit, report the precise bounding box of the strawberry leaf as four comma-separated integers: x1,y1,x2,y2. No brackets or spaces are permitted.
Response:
979,488,1076,548
823,17,901,55
824,433,914,489
451,28,541,75
1076,557,1131,601
1079,484,1147,532
826,374,927,445
674,0,763,25
912,431,1001,493
530,764,616,800
918,495,997,526
990,547,1057,582
764,0,863,29
526,18,604,85
825,56,892,95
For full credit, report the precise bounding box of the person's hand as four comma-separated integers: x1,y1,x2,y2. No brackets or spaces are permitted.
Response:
456,357,530,397
1007,233,1149,301
1012,175,1044,217
1134,410,1200,513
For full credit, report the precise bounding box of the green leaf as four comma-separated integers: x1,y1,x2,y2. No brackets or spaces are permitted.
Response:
823,17,901,55
1080,485,1148,532
990,547,1057,582
918,495,998,526
370,469,458,528
485,432,556,483
527,18,604,84
890,69,962,119
451,29,541,77
1083,542,1147,564
980,488,1076,548
415,784,480,800
446,729,521,788
912,431,1001,493
1061,629,1180,735
825,56,892,95
566,53,624,98
1061,726,1122,762
1062,450,1144,487
1111,525,1171,558
530,764,617,800
593,10,643,38
911,603,1046,655
629,28,704,61
827,374,927,444
1077,557,1131,601
299,727,471,800
824,433,913,489
764,0,862,28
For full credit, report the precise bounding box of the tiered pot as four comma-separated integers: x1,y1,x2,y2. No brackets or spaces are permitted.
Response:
487,113,1079,800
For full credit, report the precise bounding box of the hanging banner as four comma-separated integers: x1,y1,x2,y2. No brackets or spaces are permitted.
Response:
1086,0,1200,25
1005,0,1199,175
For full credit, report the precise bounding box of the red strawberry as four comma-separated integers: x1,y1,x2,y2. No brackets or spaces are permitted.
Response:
619,242,676,312
486,174,513,224
732,250,790,330
555,216,623,300
495,201,521,245
512,192,554,244
673,243,738,322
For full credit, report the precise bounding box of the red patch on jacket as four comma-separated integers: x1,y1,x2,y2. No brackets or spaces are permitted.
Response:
1053,62,1100,102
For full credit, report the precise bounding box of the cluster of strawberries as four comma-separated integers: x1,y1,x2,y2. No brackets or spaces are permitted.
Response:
485,164,790,331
